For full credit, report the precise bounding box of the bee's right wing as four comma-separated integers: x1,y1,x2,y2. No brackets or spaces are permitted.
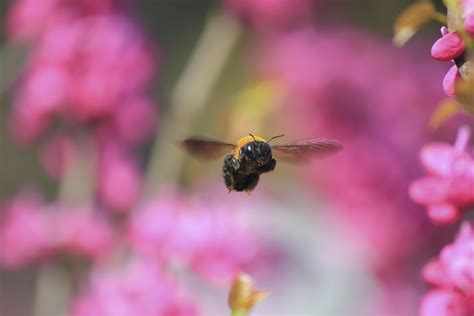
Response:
271,138,342,163
181,138,235,161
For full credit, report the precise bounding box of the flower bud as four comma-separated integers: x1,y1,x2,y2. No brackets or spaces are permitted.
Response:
228,273,268,314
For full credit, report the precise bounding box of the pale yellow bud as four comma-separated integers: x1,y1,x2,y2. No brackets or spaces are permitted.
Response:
228,273,269,315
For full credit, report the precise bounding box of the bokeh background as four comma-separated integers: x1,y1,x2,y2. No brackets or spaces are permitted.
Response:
0,0,473,315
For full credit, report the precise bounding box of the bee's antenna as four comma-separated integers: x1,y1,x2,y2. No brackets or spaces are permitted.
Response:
249,133,257,142
267,134,285,143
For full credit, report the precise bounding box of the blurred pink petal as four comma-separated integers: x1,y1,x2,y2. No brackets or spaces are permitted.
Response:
71,259,199,316
420,144,456,177
113,98,158,144
439,222,474,295
421,223,474,315
422,260,450,288
409,178,449,204
223,0,314,30
8,102,51,143
128,193,262,284
411,127,474,225
442,65,461,97
427,203,460,225
6,0,57,42
40,136,76,180
465,12,474,36
462,0,474,17
0,192,54,268
98,147,142,212
54,210,115,261
419,290,470,316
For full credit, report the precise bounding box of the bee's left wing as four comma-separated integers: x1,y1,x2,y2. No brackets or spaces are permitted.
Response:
181,138,235,161
271,138,342,163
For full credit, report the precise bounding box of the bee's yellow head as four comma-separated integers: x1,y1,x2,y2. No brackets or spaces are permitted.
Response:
233,134,266,158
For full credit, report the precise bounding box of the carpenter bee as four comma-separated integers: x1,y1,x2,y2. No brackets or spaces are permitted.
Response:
181,134,342,193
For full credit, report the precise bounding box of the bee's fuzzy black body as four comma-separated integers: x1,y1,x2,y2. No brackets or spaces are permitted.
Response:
223,141,276,192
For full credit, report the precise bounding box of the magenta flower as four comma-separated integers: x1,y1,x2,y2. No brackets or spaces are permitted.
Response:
410,126,474,225
71,259,199,316
40,136,76,180
0,192,54,268
98,143,142,213
128,193,261,283
257,27,447,272
53,209,115,261
431,32,465,62
222,0,315,31
430,0,474,97
443,64,462,97
112,97,158,144
420,222,474,316
6,0,116,43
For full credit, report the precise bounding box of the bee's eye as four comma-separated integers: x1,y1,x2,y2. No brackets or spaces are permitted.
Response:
245,144,254,155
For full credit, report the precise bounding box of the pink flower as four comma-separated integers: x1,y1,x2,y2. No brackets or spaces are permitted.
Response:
462,0,474,17
431,32,465,61
112,97,158,144
40,136,76,180
222,0,315,31
8,11,157,141
465,13,474,36
443,65,461,97
410,126,474,225
8,101,51,143
6,0,58,42
0,192,54,268
128,193,262,283
419,290,471,316
258,27,447,272
54,209,115,261
127,195,181,259
430,13,473,96
6,0,116,43
98,144,142,213
420,222,474,316
71,259,199,316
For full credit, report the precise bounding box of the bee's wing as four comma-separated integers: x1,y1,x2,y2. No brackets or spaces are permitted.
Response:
181,138,235,161
271,138,342,163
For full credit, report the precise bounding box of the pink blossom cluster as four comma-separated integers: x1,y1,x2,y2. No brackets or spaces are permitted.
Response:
0,191,115,268
128,193,263,284
72,259,198,316
222,0,315,31
0,189,270,313
6,0,158,213
431,0,474,96
420,222,474,316
410,126,474,225
257,28,446,271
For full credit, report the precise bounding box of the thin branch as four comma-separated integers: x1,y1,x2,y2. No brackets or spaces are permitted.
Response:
143,9,242,196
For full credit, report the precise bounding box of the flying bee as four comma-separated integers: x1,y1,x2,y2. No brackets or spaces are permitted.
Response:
181,134,342,193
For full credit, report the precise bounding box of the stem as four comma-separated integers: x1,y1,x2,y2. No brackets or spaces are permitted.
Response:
34,134,96,316
143,9,242,197
432,11,448,25
231,309,248,316
33,264,72,316
57,134,96,206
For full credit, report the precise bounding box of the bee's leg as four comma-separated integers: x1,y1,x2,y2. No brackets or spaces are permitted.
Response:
244,173,260,193
258,158,276,173
223,155,239,191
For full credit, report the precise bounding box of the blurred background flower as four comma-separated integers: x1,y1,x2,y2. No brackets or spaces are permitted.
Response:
0,1,473,316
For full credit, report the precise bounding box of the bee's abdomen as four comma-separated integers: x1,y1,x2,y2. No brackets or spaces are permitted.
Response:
232,172,260,192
